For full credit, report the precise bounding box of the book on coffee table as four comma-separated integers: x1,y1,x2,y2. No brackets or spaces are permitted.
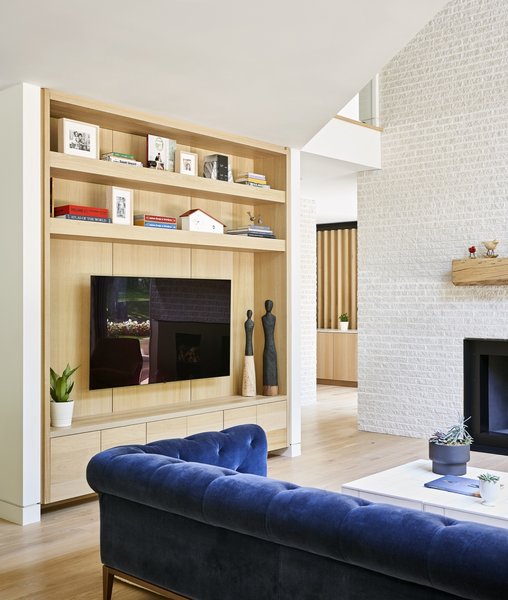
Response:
424,475,480,497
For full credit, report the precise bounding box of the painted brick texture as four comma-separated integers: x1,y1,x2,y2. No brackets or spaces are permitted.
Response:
357,0,508,437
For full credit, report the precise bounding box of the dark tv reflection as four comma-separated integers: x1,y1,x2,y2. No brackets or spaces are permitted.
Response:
90,276,231,390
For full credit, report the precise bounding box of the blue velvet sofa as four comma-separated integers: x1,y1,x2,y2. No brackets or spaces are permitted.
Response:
87,424,508,600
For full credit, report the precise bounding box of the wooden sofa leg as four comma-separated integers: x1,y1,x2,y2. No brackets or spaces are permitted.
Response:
103,565,114,600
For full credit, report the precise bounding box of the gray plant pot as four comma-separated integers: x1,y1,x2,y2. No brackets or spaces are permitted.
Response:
429,442,470,475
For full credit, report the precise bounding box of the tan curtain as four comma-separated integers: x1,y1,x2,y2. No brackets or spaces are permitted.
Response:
317,228,357,329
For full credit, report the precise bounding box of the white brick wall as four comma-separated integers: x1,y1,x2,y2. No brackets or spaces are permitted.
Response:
357,0,508,437
300,196,317,405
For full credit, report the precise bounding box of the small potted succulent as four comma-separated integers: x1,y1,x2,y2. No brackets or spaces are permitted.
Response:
50,363,79,427
478,472,501,506
339,312,349,332
429,416,473,475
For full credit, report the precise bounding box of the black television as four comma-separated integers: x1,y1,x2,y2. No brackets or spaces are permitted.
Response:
89,276,231,390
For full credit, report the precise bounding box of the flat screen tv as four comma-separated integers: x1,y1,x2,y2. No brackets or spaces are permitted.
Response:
90,276,231,390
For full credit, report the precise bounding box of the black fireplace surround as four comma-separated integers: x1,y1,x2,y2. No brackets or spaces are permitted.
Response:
464,338,508,456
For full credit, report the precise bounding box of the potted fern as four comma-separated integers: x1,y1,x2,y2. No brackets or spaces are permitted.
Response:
50,364,79,427
429,416,473,475
339,312,349,331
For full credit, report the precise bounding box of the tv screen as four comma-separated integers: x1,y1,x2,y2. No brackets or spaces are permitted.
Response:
90,276,231,390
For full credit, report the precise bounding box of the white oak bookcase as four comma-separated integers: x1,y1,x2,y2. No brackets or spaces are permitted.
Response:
42,90,291,503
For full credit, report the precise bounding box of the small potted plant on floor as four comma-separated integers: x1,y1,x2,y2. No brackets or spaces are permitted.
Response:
429,416,473,475
50,364,79,427
478,472,501,506
339,312,349,331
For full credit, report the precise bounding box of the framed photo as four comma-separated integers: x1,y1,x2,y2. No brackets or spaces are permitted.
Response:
176,150,198,176
147,134,176,171
58,118,99,159
110,187,132,225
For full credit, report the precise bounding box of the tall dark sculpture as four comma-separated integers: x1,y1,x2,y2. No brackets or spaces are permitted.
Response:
242,309,256,397
244,309,254,356
262,299,278,396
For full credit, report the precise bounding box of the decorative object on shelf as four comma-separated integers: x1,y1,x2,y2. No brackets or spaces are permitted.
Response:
482,239,499,258
478,472,501,506
58,118,99,159
179,208,225,234
50,363,79,427
242,309,256,397
175,150,198,176
262,299,278,396
468,245,477,259
134,214,176,229
147,134,176,171
339,312,349,331
248,211,263,224
203,154,232,181
109,186,133,225
101,151,143,167
428,415,473,475
236,172,270,189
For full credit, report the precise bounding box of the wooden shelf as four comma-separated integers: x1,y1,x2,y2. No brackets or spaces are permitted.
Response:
49,218,285,253
452,258,508,285
49,152,285,206
50,394,287,437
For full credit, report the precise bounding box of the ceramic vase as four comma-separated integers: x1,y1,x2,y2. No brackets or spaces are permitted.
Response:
479,480,501,506
429,442,470,475
339,322,349,332
50,400,74,427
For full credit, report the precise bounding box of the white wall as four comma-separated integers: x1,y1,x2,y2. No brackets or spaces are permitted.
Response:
0,83,41,524
338,95,359,120
357,0,508,438
314,173,357,225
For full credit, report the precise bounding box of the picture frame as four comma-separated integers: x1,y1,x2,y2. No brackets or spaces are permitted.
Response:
58,118,99,159
176,150,198,176
110,187,133,225
147,134,176,171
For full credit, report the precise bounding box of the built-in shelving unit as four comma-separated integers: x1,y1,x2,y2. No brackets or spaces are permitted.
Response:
42,89,291,504
452,258,508,285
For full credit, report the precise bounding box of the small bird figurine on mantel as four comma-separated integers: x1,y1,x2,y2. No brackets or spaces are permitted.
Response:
482,240,499,258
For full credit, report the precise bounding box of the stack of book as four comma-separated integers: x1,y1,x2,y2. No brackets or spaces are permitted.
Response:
101,152,143,167
134,214,177,229
54,204,111,223
235,172,270,189
226,224,275,239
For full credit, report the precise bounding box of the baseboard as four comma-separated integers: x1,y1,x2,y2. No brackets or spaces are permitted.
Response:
0,498,40,525
317,379,357,388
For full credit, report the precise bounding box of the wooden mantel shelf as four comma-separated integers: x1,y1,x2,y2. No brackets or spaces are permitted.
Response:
452,258,508,285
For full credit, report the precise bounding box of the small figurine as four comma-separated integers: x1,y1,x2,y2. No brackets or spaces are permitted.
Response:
482,240,499,258
468,245,477,259
247,211,263,225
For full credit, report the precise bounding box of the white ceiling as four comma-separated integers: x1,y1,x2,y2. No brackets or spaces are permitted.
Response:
1,0,447,148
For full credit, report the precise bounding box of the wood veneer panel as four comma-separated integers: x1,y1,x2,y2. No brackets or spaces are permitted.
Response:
50,238,113,418
100,424,146,451
316,332,334,380
147,417,188,442
333,332,358,382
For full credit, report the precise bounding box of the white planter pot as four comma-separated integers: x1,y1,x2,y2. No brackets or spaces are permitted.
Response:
479,479,501,506
339,322,349,332
50,400,74,427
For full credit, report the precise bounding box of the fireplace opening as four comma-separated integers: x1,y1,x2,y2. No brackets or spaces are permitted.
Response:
464,338,508,455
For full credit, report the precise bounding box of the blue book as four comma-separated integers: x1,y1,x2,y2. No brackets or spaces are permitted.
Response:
424,476,480,497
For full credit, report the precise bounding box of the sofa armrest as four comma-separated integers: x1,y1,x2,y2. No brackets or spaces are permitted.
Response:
145,424,267,475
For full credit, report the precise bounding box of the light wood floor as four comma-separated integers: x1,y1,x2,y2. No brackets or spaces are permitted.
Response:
1,385,507,600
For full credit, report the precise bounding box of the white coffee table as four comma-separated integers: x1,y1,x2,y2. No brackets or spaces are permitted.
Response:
342,460,508,529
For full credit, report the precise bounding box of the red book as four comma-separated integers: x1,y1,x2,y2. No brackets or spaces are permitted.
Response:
55,204,109,218
134,214,177,223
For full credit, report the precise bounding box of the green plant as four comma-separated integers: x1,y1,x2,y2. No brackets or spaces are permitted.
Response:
478,472,500,483
50,364,79,403
429,416,474,445
339,313,349,322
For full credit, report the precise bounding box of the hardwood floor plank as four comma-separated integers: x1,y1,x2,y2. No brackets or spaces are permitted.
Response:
1,385,507,599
